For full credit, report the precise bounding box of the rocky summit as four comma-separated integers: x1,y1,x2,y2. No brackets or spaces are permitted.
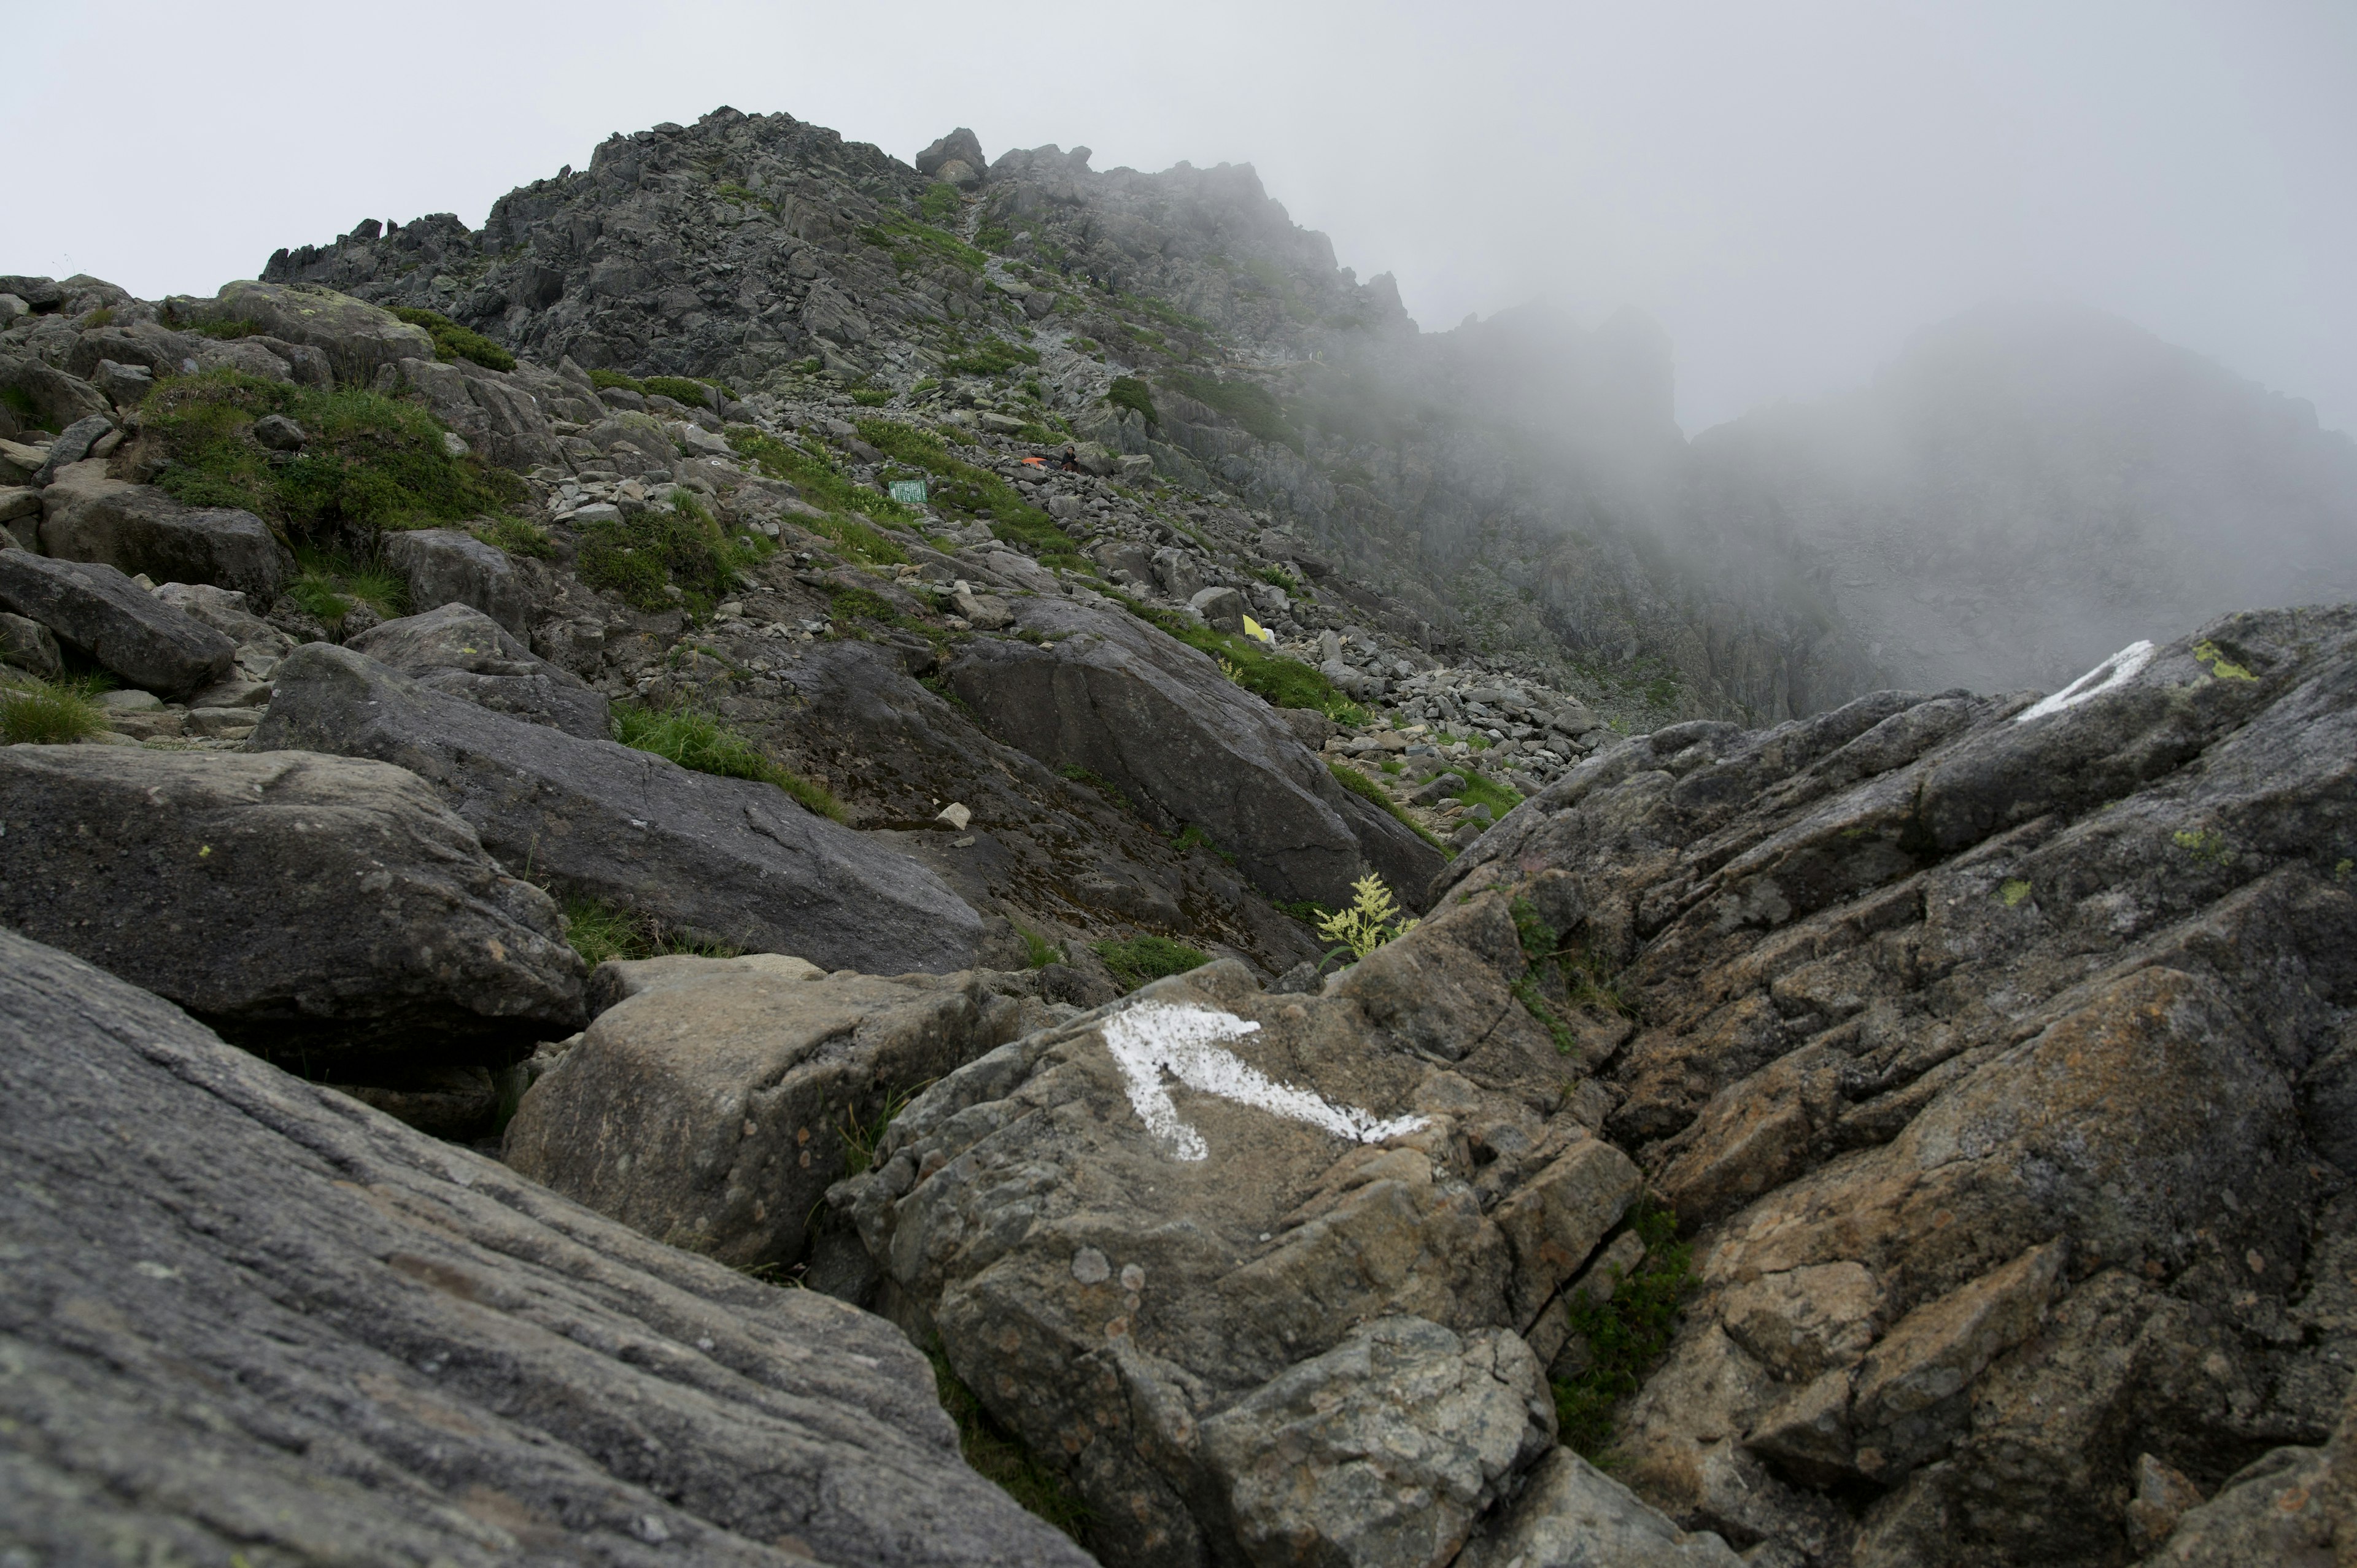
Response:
2,104,2353,1567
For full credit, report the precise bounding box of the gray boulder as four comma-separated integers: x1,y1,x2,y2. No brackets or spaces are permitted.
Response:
917,128,987,178
179,279,436,386
0,608,61,677
506,956,1023,1270
835,898,1637,1567
39,458,295,601
1457,1449,1744,1567
379,527,534,634
348,601,608,739
0,925,1095,1568
1189,584,1247,632
0,353,110,431
29,412,115,484
946,595,1442,908
0,746,584,1065
254,642,984,973
0,550,233,697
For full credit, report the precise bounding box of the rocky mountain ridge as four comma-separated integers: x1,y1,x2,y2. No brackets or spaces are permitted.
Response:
1,103,2353,1568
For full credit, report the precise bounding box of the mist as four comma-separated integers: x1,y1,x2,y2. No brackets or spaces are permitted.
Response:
8,0,2353,436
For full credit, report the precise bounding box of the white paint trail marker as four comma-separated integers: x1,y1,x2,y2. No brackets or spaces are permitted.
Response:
2014,639,2158,723
1102,1002,1429,1162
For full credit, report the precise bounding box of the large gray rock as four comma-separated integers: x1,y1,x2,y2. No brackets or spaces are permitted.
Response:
0,746,584,1065
180,279,436,385
506,957,1023,1270
0,608,61,677
38,458,295,601
254,642,983,973
380,526,533,634
347,600,608,740
0,549,233,697
0,353,110,431
947,595,1442,908
834,897,1638,1568
0,926,1095,1568
1457,1449,1744,1567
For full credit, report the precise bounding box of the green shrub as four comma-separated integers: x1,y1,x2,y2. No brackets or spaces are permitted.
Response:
145,369,523,540
942,336,1042,378
809,515,908,567
917,184,964,223
1016,926,1060,968
848,387,892,407
1258,565,1300,595
0,674,108,744
588,368,644,393
1552,1203,1695,1461
1094,935,1210,991
285,550,408,633
611,701,844,821
929,1343,1092,1540
578,495,770,615
389,306,516,373
1318,873,1417,960
854,419,1067,554
1107,377,1157,425
974,224,1013,252
727,427,918,528
1329,760,1448,853
1161,371,1299,452
861,217,989,276
473,516,555,558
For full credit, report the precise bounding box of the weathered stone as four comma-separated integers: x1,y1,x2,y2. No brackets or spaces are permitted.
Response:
347,601,608,740
1720,1261,1883,1381
947,595,1442,908
506,959,1023,1269
379,526,534,635
0,608,61,677
180,279,436,385
0,550,233,697
1490,1137,1644,1325
29,413,115,484
1189,584,1246,632
1458,1448,1744,1567
0,746,584,1065
37,458,295,601
254,642,983,973
0,354,110,431
2123,1451,2208,1556
0,926,1094,1568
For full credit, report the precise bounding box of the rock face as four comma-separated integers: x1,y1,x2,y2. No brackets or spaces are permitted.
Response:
1430,608,2357,1565
833,896,1652,1568
347,601,610,740
37,457,295,601
254,641,985,974
381,526,535,633
179,278,436,385
0,746,584,1064
506,957,1025,1270
0,548,233,697
948,593,1443,907
0,926,1095,1568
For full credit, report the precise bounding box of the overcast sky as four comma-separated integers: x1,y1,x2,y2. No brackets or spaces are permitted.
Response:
10,0,2352,435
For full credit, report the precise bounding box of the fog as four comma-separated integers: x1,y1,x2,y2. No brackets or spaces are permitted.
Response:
7,1,2352,434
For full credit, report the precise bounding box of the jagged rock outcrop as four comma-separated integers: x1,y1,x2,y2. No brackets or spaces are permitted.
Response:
0,548,233,697
347,601,610,740
255,642,986,974
0,925,1094,1567
0,746,584,1064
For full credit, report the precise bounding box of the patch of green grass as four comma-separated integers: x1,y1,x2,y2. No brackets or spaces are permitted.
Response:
589,369,644,393
557,894,740,968
849,387,892,407
1453,770,1523,819
854,419,1068,555
2172,827,2234,868
389,306,516,373
838,1082,927,1177
1511,975,1580,1054
928,1343,1093,1541
974,224,1014,252
0,673,109,744
285,550,408,633
1329,760,1449,854
917,183,964,223
811,516,909,568
729,427,919,529
1,387,39,428
1113,594,1366,723
184,317,259,340
1060,763,1136,814
144,369,524,541
578,495,772,616
942,336,1042,378
1107,376,1157,425
473,516,555,558
1161,371,1299,452
861,216,989,276
612,701,843,821
1016,926,1061,969
1094,935,1210,991
1257,565,1300,595
1553,1202,1695,1462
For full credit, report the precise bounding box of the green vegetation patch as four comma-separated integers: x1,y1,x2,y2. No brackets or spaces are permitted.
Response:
1328,760,1449,854
612,700,844,821
728,427,919,528
389,306,516,373
942,336,1042,379
862,216,989,276
577,495,772,616
929,1344,1092,1540
854,419,1068,554
1115,595,1366,724
0,674,109,745
559,894,741,968
1552,1202,1695,1461
916,183,964,224
1161,370,1300,452
473,516,555,559
1107,376,1158,425
1094,935,1210,992
145,368,524,540
285,550,409,634
1453,770,1523,820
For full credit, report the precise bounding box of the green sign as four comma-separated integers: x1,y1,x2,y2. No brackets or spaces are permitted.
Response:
889,479,929,505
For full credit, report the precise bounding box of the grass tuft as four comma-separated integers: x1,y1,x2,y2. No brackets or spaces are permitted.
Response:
612,701,845,821
0,674,110,744
729,427,919,530
1328,760,1449,854
558,894,740,968
389,307,516,373
1093,935,1210,991
578,495,771,616
1552,1202,1695,1462
853,419,1069,555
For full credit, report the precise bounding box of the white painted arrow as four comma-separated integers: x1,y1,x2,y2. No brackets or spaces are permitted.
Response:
1102,1002,1430,1162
